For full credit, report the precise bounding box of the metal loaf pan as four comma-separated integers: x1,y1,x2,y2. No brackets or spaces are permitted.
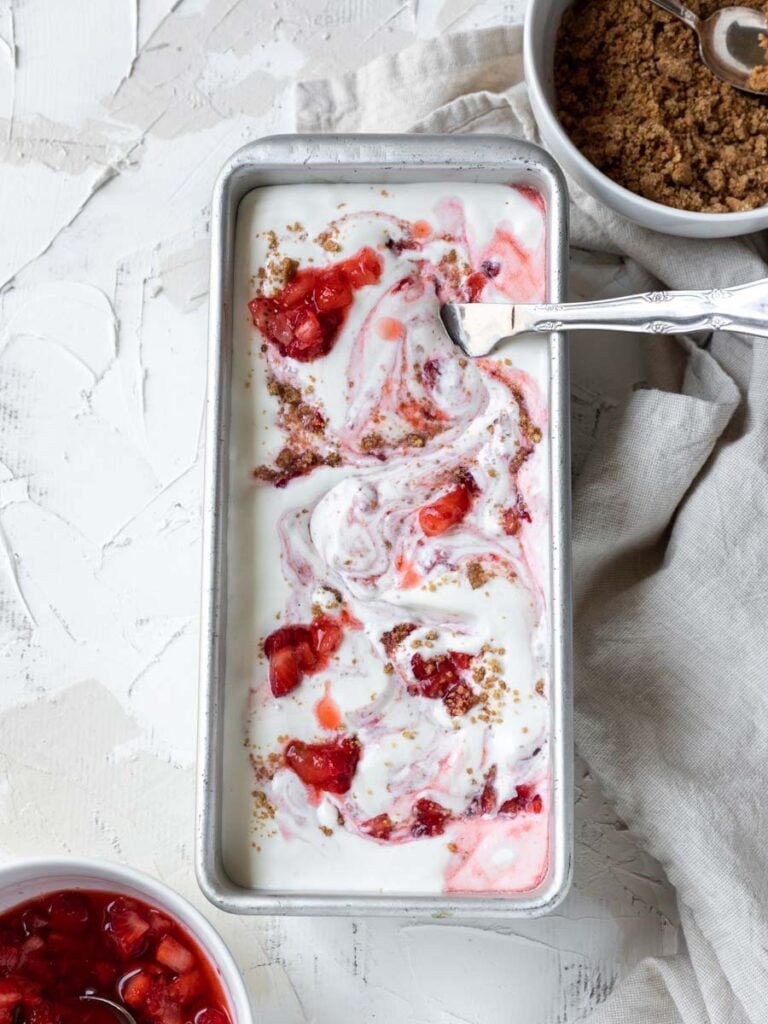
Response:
198,134,573,916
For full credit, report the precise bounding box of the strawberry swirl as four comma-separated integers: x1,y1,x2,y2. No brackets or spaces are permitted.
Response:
226,182,552,895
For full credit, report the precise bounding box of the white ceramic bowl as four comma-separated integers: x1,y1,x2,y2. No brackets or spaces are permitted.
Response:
524,0,768,238
0,857,252,1024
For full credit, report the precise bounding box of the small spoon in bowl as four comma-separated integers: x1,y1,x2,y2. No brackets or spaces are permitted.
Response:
80,995,138,1024
650,0,768,95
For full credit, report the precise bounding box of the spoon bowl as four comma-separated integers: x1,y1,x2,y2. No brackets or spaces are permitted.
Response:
80,995,138,1024
652,0,768,94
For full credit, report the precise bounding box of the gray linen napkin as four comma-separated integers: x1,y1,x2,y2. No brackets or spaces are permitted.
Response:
297,25,768,1024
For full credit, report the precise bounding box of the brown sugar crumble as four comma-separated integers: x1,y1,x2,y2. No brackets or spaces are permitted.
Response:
748,32,768,91
555,0,768,212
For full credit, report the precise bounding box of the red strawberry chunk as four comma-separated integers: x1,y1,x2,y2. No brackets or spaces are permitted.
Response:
466,270,487,301
341,247,382,287
410,650,474,700
499,784,544,817
267,647,302,698
146,910,173,939
0,946,19,973
144,978,184,1024
292,308,325,350
264,617,343,698
155,935,195,975
89,959,118,988
0,978,24,1008
469,767,497,816
410,653,459,699
284,735,361,794
411,798,451,837
418,484,472,537
314,268,353,312
362,814,394,840
121,969,153,1009
104,899,150,959
27,1005,62,1024
310,615,343,659
47,892,90,933
249,247,381,362
281,273,315,308
169,970,203,1005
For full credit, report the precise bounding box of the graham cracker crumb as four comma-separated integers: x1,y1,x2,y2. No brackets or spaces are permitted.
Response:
555,0,768,212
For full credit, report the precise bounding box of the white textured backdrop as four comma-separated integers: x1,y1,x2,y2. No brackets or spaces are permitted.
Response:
0,1,676,1021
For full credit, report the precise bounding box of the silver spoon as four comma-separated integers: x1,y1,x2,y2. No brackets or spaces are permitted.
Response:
439,277,768,357
650,0,768,95
80,995,138,1024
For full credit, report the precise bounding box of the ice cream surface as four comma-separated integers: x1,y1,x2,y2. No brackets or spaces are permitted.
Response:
222,182,552,896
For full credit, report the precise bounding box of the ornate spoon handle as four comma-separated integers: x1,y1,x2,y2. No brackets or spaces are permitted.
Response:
518,278,768,339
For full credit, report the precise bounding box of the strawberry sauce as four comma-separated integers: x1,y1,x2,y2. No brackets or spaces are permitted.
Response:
0,890,230,1024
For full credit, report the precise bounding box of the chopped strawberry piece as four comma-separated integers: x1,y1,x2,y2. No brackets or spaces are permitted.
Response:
418,484,472,537
47,891,90,933
27,1005,62,1024
314,268,353,312
411,798,451,837
104,899,150,959
292,308,324,349
362,814,394,840
0,978,24,1008
249,248,381,362
248,299,292,347
195,1010,229,1024
0,946,19,972
451,651,473,670
469,767,497,816
341,247,382,287
267,647,301,698
281,273,315,308
21,909,48,936
310,615,343,659
466,271,487,301
284,735,361,794
499,784,543,817
410,653,459,699
121,969,153,1009
410,650,473,701
155,935,195,975
144,978,184,1024
264,617,344,697
146,910,173,938
169,970,204,1005
264,624,315,697
89,959,118,988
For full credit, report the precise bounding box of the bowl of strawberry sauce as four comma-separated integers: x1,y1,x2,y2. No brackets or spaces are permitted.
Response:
0,859,251,1024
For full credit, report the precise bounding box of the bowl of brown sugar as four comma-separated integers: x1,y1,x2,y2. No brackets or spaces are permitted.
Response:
525,0,768,236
